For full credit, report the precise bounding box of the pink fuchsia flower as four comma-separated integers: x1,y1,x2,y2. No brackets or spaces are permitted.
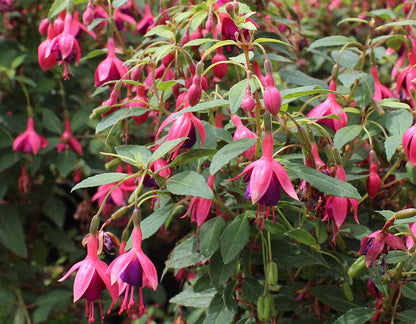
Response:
135,4,154,35
58,233,119,323
13,117,48,155
38,25,58,71
304,142,326,170
370,65,392,101
397,44,416,99
366,150,381,200
157,112,206,152
128,86,150,125
108,225,158,315
359,229,407,267
47,12,81,79
402,124,416,167
230,131,298,229
57,120,83,155
306,80,347,132
95,37,128,87
406,223,416,249
323,166,359,239
231,115,256,160
182,174,216,227
263,71,282,116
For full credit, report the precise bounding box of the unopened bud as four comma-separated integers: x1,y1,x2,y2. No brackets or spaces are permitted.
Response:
90,215,100,235
267,262,278,285
132,208,141,227
188,75,202,106
212,48,228,79
263,86,282,115
348,255,366,278
110,205,130,220
341,282,353,301
241,89,256,112
83,2,95,25
264,58,273,76
394,208,416,220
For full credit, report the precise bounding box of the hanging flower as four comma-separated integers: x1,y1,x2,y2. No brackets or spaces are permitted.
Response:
38,25,58,71
370,65,392,101
231,115,256,160
306,80,347,132
366,150,381,200
402,124,416,167
57,120,83,155
13,117,48,155
58,233,119,323
108,225,158,315
230,131,298,229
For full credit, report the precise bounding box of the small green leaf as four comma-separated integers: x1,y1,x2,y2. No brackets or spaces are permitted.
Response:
377,20,416,29
141,204,174,240
200,217,226,257
96,107,147,134
183,38,216,48
279,70,328,88
228,79,258,114
309,286,361,312
176,99,229,116
203,294,236,324
167,171,214,200
168,149,217,167
220,214,250,264
254,37,291,47
48,0,69,19
0,206,27,258
150,138,188,162
334,125,362,149
71,173,128,192
210,138,257,174
164,236,201,273
42,110,63,134
285,229,317,246
402,281,416,300
333,307,373,324
115,145,151,166
331,50,360,69
56,150,77,178
112,0,128,9
398,310,416,323
384,135,402,161
383,109,412,136
157,80,184,91
170,287,216,308
145,25,174,39
308,36,353,51
337,18,369,26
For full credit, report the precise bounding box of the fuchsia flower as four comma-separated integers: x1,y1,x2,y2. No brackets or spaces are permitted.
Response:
359,229,407,267
306,80,347,132
370,66,392,101
135,4,154,35
397,41,416,99
366,150,381,200
95,37,128,87
108,226,158,315
38,25,58,71
323,166,359,239
57,120,83,155
406,223,416,249
157,112,206,152
182,174,216,227
58,233,119,323
231,115,256,160
188,74,203,107
230,131,298,228
403,124,416,167
13,117,48,155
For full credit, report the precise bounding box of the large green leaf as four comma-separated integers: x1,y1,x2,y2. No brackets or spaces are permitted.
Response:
384,135,401,161
115,145,151,166
209,251,237,289
200,217,226,257
210,138,257,175
0,206,27,258
163,236,201,275
170,287,216,308
334,125,362,149
150,138,188,162
308,36,353,51
285,229,317,247
71,172,128,192
95,107,147,134
55,150,77,178
288,164,361,199
402,281,416,300
42,110,63,134
333,307,373,324
383,109,412,136
220,214,250,264
141,204,174,240
167,171,214,199
203,294,236,324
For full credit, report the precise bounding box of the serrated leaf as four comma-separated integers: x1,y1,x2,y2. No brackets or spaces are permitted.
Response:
164,236,201,273
167,171,214,199
220,214,250,264
150,138,188,162
115,145,151,166
289,164,361,199
398,310,416,323
285,229,317,246
95,107,147,133
210,138,257,174
383,109,412,136
308,36,352,51
333,307,373,324
170,288,216,308
203,294,236,324
200,217,226,257
334,125,362,149
71,173,128,192
0,206,27,258
331,50,359,69
402,281,416,300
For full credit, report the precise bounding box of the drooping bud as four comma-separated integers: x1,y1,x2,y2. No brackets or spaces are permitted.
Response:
205,12,214,32
211,47,228,79
241,78,256,112
231,115,256,160
83,1,95,26
267,262,278,285
38,18,49,35
263,86,282,115
347,255,366,279
188,74,202,106
366,150,381,199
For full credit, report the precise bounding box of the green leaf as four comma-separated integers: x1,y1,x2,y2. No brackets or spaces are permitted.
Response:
229,79,250,114
176,99,229,116
203,294,236,324
383,109,412,136
11,55,26,69
80,48,107,63
48,0,69,19
210,138,257,174
369,9,395,20
167,171,214,200
164,236,202,274
285,229,317,246
33,290,72,323
241,278,263,303
377,20,416,29
308,36,353,51
44,197,66,228
337,18,369,26
200,217,226,257
209,251,238,289
112,0,128,9
309,286,361,312
398,310,416,323
170,287,216,308
42,110,63,134
150,138,188,162
331,50,360,69
334,125,362,149
145,25,174,39
333,307,373,324
115,145,151,166
220,214,250,264
95,107,147,134
338,71,367,88
168,149,217,167
289,164,361,199
56,150,77,178
0,206,27,258
141,204,174,240
384,135,402,161
354,74,374,108
183,38,216,48
229,51,254,64
71,172,128,192
279,70,328,88
402,281,416,300
254,37,291,47
0,152,17,173
157,79,184,91
378,99,411,110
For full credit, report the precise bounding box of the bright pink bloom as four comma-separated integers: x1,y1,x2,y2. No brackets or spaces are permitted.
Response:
323,166,359,239
397,45,416,98
128,86,149,125
108,226,158,315
406,223,416,249
47,12,81,79
370,66,392,101
13,117,48,155
58,234,118,322
135,4,154,35
306,80,347,132
231,115,256,160
188,75,203,106
305,142,326,170
38,25,58,71
157,112,206,151
183,174,215,227
57,120,83,155
230,132,298,228
403,124,416,167
366,150,380,199
95,38,128,87
359,229,407,267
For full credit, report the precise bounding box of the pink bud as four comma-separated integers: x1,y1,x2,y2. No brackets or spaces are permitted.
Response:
82,2,95,26
212,48,228,79
263,86,282,115
241,89,256,112
162,53,174,67
231,115,256,160
188,75,202,106
39,19,49,35
205,13,214,32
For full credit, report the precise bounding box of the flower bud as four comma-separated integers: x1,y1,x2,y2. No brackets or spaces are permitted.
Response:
212,48,228,79
256,296,271,322
348,255,366,279
188,75,202,106
341,282,353,301
242,88,256,112
263,86,282,115
39,18,49,35
205,13,214,32
83,2,95,26
394,208,416,220
267,262,278,285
